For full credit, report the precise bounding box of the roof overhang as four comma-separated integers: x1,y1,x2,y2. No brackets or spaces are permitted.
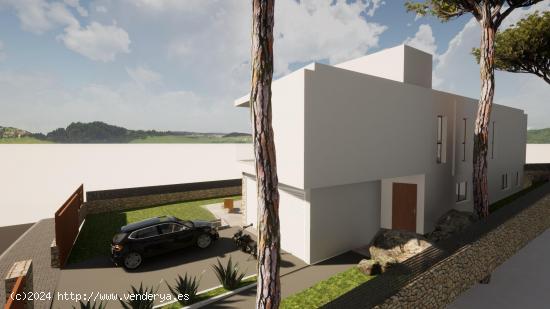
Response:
234,94,250,107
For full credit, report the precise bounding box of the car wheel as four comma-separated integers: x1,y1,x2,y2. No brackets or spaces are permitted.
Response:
197,234,212,249
123,252,143,270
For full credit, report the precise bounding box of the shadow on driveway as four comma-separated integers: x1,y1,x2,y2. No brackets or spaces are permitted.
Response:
54,227,305,308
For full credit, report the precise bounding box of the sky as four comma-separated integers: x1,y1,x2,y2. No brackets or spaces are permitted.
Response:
0,0,548,133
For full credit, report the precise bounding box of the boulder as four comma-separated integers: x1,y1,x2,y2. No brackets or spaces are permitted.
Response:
368,229,433,271
427,209,476,242
357,259,382,276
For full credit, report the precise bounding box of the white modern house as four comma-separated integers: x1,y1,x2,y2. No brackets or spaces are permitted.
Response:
234,45,527,264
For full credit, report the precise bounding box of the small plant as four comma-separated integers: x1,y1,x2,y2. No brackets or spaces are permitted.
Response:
212,256,246,290
168,273,201,305
119,283,158,309
73,300,107,309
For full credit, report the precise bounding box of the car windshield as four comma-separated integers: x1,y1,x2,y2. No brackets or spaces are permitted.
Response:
112,232,127,244
180,220,194,229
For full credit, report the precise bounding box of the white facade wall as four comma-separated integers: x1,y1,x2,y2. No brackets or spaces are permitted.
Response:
526,144,550,163
309,180,380,263
243,174,310,263
303,62,526,234
237,45,527,264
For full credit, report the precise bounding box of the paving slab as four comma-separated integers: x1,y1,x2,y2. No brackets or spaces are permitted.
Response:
0,219,59,309
204,201,244,228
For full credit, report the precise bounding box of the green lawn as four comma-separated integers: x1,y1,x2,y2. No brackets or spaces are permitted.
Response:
68,196,240,264
129,135,252,144
0,137,53,144
161,276,257,309
281,267,374,309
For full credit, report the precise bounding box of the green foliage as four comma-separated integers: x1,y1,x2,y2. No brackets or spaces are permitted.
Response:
211,256,246,290
405,0,470,21
119,283,158,309
73,300,107,309
168,273,201,305
68,196,239,264
281,267,374,309
473,11,550,83
527,127,550,143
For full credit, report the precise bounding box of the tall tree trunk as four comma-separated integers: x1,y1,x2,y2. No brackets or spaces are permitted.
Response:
251,1,281,308
473,4,496,284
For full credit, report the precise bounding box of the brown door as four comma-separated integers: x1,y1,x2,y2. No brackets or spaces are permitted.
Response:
392,183,417,232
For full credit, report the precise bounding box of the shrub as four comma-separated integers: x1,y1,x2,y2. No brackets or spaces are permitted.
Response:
212,256,246,290
73,300,107,309
168,273,201,305
119,283,158,309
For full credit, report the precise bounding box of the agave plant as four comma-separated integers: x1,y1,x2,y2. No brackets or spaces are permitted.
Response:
212,256,246,290
119,283,158,309
73,300,107,309
168,273,201,305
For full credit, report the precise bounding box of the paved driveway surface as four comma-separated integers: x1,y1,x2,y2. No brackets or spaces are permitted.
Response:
53,227,306,309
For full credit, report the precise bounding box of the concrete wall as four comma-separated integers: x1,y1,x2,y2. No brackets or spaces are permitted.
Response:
304,63,526,232
335,45,432,88
243,174,310,263
452,99,527,212
526,144,550,164
0,144,243,226
269,68,306,189
309,180,381,264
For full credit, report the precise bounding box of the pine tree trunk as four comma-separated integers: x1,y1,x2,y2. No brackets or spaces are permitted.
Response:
473,5,496,222
251,1,281,308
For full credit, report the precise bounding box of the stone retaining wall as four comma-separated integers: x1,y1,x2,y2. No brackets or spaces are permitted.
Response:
375,194,550,309
525,164,550,187
85,186,241,215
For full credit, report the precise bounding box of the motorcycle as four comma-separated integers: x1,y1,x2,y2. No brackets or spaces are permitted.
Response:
233,223,257,259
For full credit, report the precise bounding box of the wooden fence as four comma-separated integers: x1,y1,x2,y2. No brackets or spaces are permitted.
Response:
54,185,84,268
4,276,25,309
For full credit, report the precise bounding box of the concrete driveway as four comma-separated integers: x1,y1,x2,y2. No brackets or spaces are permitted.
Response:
52,227,306,309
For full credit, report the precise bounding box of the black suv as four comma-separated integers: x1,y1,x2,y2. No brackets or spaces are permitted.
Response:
111,216,219,270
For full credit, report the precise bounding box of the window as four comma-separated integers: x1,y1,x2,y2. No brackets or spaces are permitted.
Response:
491,121,495,159
436,115,446,163
130,226,160,239
158,223,186,235
456,181,467,202
515,171,520,187
501,173,509,190
462,118,467,162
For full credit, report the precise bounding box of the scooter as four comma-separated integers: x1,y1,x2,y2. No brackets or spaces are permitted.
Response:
233,223,257,259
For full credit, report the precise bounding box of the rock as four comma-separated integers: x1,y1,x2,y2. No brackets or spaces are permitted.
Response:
427,209,476,242
357,259,382,276
369,229,433,271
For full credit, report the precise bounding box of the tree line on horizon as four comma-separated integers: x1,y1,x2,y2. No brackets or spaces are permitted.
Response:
0,121,251,143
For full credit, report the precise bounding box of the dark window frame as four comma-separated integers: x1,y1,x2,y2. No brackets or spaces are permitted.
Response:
462,118,467,162
491,121,495,159
501,173,509,190
437,115,443,164
456,181,468,202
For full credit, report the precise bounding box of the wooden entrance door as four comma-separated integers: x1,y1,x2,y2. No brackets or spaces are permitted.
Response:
392,183,417,232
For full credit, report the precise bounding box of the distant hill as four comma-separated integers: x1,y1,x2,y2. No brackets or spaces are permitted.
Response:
527,128,550,144
0,126,32,138
223,132,252,138
0,122,252,144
